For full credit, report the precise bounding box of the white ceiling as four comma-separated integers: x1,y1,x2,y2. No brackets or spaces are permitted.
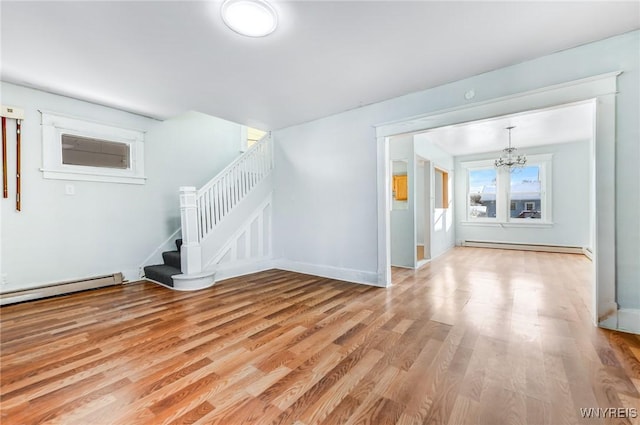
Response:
1,1,638,130
414,101,595,156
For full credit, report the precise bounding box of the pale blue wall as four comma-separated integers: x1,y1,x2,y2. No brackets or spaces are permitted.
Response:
389,135,414,268
0,83,242,290
454,140,592,248
274,30,639,310
414,137,455,260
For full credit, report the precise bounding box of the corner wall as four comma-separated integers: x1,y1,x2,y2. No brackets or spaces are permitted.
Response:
272,30,639,311
0,83,242,291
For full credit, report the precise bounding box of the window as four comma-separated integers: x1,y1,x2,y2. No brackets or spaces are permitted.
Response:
41,111,146,184
61,134,130,169
510,166,542,219
468,167,497,219
463,154,551,224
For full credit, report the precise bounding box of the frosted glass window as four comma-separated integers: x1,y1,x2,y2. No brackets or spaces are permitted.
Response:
62,134,130,169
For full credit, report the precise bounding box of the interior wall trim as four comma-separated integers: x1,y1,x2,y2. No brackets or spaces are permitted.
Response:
274,259,382,287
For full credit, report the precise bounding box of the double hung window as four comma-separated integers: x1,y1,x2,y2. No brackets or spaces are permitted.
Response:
463,154,551,224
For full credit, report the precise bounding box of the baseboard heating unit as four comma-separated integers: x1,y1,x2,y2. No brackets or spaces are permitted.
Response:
0,273,123,306
461,240,585,255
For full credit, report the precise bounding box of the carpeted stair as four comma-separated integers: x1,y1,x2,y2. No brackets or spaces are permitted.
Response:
144,239,183,287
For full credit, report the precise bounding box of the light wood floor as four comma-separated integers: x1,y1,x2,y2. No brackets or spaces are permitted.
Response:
1,247,639,424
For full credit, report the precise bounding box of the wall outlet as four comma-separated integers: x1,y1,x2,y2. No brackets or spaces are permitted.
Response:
65,184,75,195
1,274,7,287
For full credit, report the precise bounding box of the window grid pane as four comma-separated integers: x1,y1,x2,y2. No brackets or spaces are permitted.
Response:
468,168,497,218
509,165,541,219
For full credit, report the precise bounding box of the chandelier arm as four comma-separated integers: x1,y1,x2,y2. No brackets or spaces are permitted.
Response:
495,126,526,169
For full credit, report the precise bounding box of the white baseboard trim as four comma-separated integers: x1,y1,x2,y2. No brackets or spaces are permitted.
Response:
416,259,431,269
144,278,175,290
617,308,640,334
430,244,456,261
121,268,140,283
0,273,123,305
274,259,382,287
461,240,585,255
597,300,619,329
582,247,593,261
598,315,618,330
390,264,414,270
215,258,275,282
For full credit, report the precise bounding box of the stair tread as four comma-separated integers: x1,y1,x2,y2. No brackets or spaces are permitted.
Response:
144,264,181,287
162,251,181,269
145,264,181,272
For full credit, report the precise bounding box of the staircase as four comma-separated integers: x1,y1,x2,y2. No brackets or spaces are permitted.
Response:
141,133,273,290
143,239,182,287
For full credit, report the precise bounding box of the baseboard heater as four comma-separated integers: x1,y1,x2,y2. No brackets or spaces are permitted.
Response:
0,273,123,306
461,240,586,255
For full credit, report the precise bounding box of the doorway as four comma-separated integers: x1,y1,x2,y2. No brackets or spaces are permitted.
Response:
375,72,620,327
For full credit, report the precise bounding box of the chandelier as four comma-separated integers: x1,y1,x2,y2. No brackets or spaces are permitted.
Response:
495,126,526,169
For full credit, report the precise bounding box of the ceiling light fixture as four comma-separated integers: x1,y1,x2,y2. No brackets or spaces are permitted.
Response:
495,126,527,169
221,0,278,37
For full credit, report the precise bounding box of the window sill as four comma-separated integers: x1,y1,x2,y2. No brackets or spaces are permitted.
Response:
460,221,554,229
41,169,147,185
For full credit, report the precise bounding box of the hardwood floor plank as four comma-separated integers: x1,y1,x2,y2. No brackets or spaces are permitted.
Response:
166,401,215,425
293,348,385,425
526,396,552,425
259,347,343,409
1,249,639,424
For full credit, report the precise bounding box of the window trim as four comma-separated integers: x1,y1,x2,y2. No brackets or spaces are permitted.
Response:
462,154,552,225
508,154,552,223
464,160,499,223
40,111,146,184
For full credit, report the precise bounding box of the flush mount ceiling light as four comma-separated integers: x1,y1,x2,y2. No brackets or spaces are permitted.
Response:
221,0,278,37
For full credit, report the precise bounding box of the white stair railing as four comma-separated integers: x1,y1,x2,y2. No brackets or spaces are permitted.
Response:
196,134,272,241
179,133,272,275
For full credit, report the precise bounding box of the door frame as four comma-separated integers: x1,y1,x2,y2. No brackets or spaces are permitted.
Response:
415,156,430,267
374,71,620,327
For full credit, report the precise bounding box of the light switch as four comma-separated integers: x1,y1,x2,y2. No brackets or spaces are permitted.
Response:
65,184,75,195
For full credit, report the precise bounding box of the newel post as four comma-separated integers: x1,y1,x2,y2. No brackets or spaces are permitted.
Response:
179,186,202,275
